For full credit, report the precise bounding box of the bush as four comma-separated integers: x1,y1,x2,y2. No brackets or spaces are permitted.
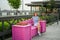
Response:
40,14,56,24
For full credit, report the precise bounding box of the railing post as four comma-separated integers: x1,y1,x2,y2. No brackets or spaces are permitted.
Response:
2,20,4,32
1,20,5,40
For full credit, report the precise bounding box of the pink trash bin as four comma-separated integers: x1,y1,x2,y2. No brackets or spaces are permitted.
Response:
12,24,31,40
40,20,46,33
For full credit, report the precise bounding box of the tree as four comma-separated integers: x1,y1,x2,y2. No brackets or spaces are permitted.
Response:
8,0,21,15
50,0,55,11
46,0,55,12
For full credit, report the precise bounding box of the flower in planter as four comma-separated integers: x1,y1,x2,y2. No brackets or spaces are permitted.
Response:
16,21,28,26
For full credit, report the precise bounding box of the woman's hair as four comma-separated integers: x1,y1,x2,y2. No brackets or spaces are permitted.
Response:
33,12,38,16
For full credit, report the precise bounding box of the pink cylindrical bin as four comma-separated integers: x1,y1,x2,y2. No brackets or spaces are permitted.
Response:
40,20,46,33
12,24,31,40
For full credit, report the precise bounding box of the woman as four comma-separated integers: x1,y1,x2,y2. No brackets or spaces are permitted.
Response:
32,12,41,36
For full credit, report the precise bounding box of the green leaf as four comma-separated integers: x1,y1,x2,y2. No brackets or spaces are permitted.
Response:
8,0,21,9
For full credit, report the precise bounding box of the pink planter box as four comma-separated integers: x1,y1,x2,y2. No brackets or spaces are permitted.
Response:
31,26,38,37
12,20,46,40
26,19,34,25
12,24,31,40
31,20,46,37
40,20,46,33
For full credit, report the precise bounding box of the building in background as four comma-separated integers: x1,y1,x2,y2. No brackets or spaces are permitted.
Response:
0,0,45,10
25,0,60,15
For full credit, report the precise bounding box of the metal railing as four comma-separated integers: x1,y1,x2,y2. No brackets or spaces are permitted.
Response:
0,16,33,40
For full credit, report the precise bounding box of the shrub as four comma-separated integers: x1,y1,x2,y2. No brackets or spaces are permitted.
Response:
40,14,56,24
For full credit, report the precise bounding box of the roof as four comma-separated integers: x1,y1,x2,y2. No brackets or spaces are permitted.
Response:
25,3,43,6
25,1,60,8
31,1,60,4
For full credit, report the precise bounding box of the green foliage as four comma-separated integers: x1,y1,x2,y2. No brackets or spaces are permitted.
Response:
0,22,9,31
8,0,21,9
40,14,56,24
46,15,55,23
50,0,55,5
40,5,46,13
46,0,55,11
40,16,46,20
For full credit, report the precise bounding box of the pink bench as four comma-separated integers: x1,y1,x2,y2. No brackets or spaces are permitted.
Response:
12,19,46,40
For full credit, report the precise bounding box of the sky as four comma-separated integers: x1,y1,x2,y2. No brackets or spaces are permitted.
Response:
0,0,47,10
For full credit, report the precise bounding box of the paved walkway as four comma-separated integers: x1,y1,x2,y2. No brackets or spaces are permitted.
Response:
32,22,60,40
6,22,60,40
